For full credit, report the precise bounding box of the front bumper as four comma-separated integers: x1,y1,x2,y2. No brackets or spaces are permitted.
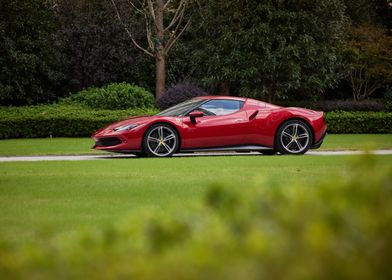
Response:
92,129,144,152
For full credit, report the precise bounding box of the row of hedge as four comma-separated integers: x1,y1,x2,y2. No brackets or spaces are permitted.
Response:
326,111,392,133
0,105,158,139
0,106,391,139
275,99,392,112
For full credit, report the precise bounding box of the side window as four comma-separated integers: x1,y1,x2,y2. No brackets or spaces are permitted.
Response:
198,100,244,116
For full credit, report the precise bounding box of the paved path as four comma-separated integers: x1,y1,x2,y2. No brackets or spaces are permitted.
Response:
0,150,391,162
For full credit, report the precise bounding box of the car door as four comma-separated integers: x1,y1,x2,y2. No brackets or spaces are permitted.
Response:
181,99,250,149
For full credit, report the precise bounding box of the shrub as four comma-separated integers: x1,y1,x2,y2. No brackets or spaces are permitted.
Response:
0,155,391,279
156,83,208,110
63,82,155,109
0,104,158,139
325,111,392,133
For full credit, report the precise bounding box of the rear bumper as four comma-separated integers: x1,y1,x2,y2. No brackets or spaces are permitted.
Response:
311,131,327,149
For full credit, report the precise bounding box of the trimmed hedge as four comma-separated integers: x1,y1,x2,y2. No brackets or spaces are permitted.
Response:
325,111,392,133
0,105,158,139
275,99,389,112
0,106,391,139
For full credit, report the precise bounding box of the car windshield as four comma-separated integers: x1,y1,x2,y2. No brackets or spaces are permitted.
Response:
156,98,205,117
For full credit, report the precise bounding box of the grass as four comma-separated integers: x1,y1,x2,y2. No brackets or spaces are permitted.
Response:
321,134,392,150
0,155,391,244
0,134,391,156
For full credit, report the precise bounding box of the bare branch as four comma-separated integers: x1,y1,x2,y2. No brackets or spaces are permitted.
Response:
110,0,154,57
128,0,144,15
146,0,156,22
145,14,154,50
163,0,174,10
165,19,191,53
165,0,188,31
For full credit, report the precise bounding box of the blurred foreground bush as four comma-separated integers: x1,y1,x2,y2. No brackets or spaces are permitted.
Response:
0,155,391,279
62,82,155,109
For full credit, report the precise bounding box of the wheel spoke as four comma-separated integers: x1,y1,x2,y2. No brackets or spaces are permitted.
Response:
284,139,295,149
148,136,160,143
293,124,298,136
295,140,303,150
158,127,163,139
282,131,292,138
161,142,172,152
164,134,175,142
297,133,308,139
153,144,161,153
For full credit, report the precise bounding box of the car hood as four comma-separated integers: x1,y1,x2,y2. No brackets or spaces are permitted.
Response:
93,115,160,135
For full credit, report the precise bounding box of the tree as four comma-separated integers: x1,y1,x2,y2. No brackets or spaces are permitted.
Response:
53,0,154,94
343,0,392,28
343,0,376,24
345,25,392,101
110,0,194,99
0,0,62,106
171,0,346,102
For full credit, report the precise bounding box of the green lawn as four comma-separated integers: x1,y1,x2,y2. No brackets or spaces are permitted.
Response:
0,155,391,244
0,134,391,156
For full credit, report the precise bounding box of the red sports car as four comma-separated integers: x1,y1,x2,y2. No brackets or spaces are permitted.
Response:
92,96,327,157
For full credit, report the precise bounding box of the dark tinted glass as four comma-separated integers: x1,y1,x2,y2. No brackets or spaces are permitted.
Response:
157,98,205,117
198,100,244,116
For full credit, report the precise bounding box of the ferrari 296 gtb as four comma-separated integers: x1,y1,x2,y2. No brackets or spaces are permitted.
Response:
92,96,327,157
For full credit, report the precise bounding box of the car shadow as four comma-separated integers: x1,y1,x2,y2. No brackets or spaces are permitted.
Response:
96,152,269,159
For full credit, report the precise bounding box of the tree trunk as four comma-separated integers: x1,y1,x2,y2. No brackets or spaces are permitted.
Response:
218,81,230,96
155,52,166,99
155,0,165,99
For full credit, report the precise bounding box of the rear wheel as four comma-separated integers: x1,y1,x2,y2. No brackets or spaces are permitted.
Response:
275,120,313,155
143,124,179,157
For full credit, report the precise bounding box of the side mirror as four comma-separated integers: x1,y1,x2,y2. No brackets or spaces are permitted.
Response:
189,110,204,124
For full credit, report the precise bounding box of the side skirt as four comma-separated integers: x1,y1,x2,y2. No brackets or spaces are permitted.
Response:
180,145,273,153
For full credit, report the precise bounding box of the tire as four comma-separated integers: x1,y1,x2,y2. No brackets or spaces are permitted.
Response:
143,123,179,157
275,120,313,155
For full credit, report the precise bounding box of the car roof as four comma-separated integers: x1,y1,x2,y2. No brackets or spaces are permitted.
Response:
196,95,247,102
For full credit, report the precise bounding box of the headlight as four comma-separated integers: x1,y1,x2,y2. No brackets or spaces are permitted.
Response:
113,124,138,132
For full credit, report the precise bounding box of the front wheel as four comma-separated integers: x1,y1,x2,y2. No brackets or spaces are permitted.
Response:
275,120,313,155
143,124,179,157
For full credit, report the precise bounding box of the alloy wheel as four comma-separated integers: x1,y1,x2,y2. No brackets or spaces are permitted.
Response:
145,125,178,157
279,122,311,154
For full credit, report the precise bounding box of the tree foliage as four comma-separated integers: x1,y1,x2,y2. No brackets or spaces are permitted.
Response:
54,0,154,94
172,0,346,101
1,0,391,106
345,25,392,101
0,0,62,106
